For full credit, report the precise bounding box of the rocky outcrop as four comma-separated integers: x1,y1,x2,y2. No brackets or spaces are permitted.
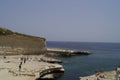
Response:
47,48,91,56
0,27,46,55
0,55,64,80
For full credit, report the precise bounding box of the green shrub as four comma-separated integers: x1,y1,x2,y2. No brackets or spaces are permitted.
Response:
0,28,13,35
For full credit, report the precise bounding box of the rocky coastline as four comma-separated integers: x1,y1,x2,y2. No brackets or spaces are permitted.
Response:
0,27,94,80
0,27,64,80
80,69,120,80
47,48,91,56
0,55,64,80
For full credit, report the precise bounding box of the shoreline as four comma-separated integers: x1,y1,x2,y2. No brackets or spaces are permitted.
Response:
0,55,64,80
80,70,117,80
47,48,91,56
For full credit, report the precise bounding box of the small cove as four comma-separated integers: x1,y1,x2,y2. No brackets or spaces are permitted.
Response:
47,41,120,80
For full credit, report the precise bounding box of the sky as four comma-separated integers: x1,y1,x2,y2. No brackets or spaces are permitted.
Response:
0,0,120,42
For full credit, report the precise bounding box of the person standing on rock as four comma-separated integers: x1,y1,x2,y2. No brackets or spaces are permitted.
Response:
23,57,26,63
19,61,22,71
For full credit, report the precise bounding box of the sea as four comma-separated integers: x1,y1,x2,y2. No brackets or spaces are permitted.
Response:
47,41,120,80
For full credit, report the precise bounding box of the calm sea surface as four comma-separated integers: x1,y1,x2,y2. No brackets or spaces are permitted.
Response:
47,41,120,80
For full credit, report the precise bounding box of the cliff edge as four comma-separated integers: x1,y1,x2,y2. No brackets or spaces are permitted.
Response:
0,27,46,55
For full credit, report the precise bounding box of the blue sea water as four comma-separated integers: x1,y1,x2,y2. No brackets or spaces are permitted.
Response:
47,41,120,80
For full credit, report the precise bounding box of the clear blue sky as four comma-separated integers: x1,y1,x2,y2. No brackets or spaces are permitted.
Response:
0,0,120,42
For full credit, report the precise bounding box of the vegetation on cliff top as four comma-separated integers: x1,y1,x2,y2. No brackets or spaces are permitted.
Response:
0,27,13,35
0,27,45,40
